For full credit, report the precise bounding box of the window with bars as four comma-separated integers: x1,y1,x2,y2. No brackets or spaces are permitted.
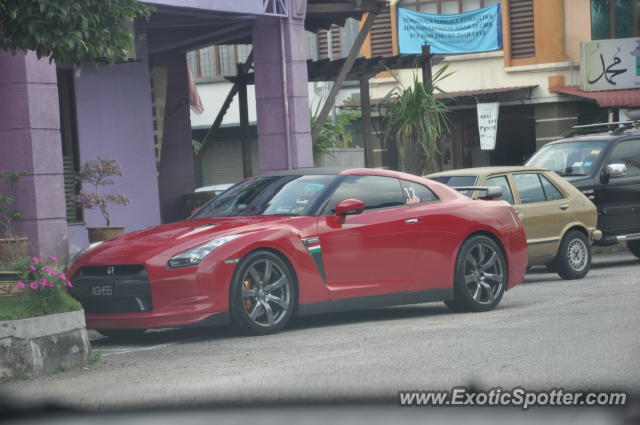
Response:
56,68,83,223
317,19,360,60
591,0,639,40
187,44,252,80
508,0,535,59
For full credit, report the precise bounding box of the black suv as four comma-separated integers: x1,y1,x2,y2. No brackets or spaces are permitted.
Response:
525,122,640,258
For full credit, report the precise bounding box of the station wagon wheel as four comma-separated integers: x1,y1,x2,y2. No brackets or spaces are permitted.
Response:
445,235,507,312
552,230,592,280
229,250,295,335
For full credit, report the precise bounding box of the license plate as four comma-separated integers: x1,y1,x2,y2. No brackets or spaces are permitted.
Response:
91,285,113,296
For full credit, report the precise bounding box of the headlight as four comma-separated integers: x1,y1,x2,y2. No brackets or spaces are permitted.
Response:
70,241,104,266
167,235,240,269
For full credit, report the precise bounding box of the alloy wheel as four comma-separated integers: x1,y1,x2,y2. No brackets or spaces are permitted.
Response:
567,238,588,272
463,242,504,305
240,258,292,328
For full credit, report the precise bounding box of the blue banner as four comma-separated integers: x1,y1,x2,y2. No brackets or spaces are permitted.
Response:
398,4,502,55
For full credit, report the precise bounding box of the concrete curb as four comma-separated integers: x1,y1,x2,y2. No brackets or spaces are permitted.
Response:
0,310,86,339
0,310,91,379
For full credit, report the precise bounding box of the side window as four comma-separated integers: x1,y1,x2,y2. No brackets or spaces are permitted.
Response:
326,175,405,213
513,173,546,204
607,140,640,177
400,180,439,205
484,176,515,205
539,174,565,201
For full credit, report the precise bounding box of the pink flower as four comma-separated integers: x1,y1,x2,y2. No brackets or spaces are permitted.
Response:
29,281,38,290
40,279,49,287
28,265,36,271
49,256,58,263
59,273,67,281
32,257,39,263
16,281,25,289
66,280,73,288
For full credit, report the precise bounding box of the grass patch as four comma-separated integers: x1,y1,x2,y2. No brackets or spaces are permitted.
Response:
89,350,102,365
57,362,70,372
0,290,82,321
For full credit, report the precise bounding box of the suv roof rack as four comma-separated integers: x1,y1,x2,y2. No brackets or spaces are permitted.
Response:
562,120,640,138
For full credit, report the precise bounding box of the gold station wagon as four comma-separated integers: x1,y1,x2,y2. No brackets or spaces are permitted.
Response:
426,167,602,280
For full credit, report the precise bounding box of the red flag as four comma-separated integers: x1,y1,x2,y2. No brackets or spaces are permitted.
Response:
187,64,204,115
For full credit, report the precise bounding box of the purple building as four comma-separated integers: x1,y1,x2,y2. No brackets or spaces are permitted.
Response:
0,0,321,260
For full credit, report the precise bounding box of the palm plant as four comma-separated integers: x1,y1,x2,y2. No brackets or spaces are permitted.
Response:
381,65,451,175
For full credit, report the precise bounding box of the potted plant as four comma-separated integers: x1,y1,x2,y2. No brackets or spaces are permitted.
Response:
75,157,131,243
0,170,28,258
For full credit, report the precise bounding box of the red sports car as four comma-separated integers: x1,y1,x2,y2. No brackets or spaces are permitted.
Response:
69,168,527,338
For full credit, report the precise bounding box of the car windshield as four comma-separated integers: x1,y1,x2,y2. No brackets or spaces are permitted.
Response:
190,175,336,218
526,140,608,176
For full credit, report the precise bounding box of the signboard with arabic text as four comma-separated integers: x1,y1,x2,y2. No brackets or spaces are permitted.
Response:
580,38,640,92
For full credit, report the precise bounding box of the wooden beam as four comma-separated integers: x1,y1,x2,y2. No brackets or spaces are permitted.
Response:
196,51,254,164
311,10,377,142
360,76,375,168
238,64,252,179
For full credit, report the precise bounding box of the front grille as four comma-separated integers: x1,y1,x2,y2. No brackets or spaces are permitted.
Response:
78,265,146,276
70,265,153,314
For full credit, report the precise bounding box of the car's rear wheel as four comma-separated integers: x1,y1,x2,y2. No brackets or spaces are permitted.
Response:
552,230,591,280
229,250,295,335
445,235,507,313
96,329,147,340
627,240,640,259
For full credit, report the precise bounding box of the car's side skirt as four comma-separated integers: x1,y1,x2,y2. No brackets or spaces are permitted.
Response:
296,288,454,316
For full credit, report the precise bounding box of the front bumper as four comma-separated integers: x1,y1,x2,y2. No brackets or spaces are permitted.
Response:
70,258,238,330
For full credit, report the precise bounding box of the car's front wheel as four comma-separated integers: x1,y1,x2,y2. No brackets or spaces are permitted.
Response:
445,235,507,313
627,240,640,259
229,250,296,335
552,230,591,280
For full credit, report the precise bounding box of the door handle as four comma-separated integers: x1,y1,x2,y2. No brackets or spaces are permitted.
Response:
405,218,420,224
560,205,569,210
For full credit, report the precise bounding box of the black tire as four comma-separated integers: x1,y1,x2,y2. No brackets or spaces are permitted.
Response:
96,329,147,340
551,230,592,280
627,240,640,259
445,235,507,313
229,250,296,335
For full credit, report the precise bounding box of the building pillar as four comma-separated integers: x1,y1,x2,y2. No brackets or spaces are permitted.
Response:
152,52,196,223
252,0,313,172
0,51,68,261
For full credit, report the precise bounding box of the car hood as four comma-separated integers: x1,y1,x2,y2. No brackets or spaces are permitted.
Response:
82,216,296,262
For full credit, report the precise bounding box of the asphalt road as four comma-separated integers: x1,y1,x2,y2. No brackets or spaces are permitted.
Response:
3,253,640,409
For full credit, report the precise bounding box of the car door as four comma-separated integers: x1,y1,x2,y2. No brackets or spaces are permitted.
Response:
596,139,640,235
317,175,421,300
511,172,572,260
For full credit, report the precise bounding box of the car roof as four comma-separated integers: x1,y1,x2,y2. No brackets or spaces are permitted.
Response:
259,167,426,181
426,166,550,178
547,126,640,145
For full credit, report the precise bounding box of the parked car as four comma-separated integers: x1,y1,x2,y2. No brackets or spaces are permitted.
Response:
525,122,640,259
68,168,527,338
427,167,600,280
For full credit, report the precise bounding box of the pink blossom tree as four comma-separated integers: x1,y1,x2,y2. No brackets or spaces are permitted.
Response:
75,157,131,226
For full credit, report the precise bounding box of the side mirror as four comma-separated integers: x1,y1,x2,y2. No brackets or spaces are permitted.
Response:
605,163,627,179
335,198,365,216
480,186,503,200
454,186,502,200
